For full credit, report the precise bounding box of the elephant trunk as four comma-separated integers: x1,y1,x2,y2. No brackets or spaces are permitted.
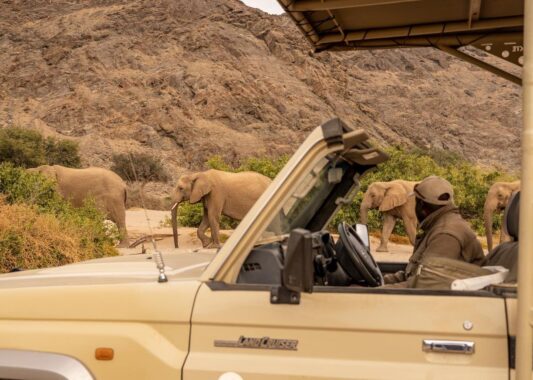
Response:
171,203,179,248
360,203,370,225
483,200,497,252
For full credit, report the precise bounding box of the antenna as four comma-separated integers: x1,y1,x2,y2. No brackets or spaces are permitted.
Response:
127,153,167,283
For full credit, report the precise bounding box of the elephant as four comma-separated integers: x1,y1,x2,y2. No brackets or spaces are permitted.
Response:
359,180,418,252
171,169,272,248
28,165,129,247
484,180,520,252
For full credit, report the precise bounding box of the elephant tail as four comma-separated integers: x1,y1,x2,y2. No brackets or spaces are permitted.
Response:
124,188,128,205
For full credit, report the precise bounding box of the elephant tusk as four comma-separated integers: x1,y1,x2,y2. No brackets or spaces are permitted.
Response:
171,202,178,211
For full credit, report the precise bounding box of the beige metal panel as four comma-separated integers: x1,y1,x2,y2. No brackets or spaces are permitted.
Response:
506,298,518,380
0,280,199,321
330,2,471,30
0,321,189,379
322,18,523,45
507,298,518,337
185,284,508,379
289,0,419,12
516,0,533,377
0,280,200,378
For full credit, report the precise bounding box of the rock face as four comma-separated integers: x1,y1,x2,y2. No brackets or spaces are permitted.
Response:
0,0,522,176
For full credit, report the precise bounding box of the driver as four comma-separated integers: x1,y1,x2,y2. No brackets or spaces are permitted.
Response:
383,176,485,285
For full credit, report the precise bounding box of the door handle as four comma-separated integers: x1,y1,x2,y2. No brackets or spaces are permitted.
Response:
422,340,475,354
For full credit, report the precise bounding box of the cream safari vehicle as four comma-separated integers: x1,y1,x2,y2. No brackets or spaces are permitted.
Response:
2,1,533,379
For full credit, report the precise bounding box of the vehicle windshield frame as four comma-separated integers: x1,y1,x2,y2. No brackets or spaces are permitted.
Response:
261,157,359,240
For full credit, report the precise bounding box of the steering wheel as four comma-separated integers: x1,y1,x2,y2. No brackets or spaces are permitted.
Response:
336,222,383,287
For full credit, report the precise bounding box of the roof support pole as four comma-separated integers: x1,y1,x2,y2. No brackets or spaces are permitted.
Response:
516,0,533,378
437,45,522,85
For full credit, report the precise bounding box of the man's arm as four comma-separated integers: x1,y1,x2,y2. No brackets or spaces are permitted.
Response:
383,233,462,285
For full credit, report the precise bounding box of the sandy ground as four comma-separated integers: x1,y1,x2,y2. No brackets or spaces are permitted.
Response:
123,209,413,262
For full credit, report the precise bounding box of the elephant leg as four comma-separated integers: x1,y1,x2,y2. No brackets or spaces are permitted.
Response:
107,204,129,248
377,214,395,252
207,209,222,248
402,215,417,246
117,223,129,248
197,208,211,248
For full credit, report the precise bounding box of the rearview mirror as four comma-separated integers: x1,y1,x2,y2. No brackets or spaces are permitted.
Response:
355,223,370,251
271,229,314,304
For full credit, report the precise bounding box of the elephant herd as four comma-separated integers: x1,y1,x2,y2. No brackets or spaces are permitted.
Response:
27,164,518,252
362,179,521,252
27,164,271,249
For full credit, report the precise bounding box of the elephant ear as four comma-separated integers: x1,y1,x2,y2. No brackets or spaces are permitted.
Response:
190,173,212,204
379,184,408,212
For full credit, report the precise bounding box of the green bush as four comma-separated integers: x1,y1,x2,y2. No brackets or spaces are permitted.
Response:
0,162,66,213
207,155,289,179
177,202,236,229
0,163,117,271
0,127,81,168
111,153,169,183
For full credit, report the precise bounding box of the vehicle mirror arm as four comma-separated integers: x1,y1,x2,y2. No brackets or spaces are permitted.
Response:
270,229,315,305
270,286,301,305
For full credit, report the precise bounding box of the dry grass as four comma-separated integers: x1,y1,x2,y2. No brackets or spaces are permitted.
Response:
370,231,411,245
0,200,117,273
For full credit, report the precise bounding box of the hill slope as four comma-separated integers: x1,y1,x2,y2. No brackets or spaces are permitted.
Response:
0,0,522,176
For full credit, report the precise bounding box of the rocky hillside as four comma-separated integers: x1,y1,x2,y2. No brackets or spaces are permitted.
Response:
0,0,522,177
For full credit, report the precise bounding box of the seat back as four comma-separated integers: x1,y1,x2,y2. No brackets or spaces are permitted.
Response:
503,191,520,241
485,191,520,282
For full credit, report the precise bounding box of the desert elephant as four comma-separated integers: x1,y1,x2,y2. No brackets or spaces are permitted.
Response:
359,180,418,252
171,169,271,248
28,165,129,247
484,180,520,251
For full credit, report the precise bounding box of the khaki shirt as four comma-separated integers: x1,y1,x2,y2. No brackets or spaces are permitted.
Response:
385,204,485,284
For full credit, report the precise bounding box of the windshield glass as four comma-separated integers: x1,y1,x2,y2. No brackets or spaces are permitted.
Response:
261,157,357,240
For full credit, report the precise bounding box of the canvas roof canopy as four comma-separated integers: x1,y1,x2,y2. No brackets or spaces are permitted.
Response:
277,0,524,84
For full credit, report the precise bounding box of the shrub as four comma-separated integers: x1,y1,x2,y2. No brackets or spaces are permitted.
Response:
44,137,81,168
0,163,117,271
0,162,66,213
177,202,236,229
0,199,116,273
207,155,289,179
111,153,169,183
0,127,81,168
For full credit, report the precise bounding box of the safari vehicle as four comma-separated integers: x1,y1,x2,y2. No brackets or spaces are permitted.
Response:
1,1,532,380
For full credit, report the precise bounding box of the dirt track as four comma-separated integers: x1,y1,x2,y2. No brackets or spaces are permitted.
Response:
123,209,413,262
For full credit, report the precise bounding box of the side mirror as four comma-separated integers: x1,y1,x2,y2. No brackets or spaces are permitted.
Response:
355,223,370,251
271,229,314,304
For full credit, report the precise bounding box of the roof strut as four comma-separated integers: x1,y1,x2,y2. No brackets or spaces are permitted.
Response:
437,44,521,85
468,0,482,28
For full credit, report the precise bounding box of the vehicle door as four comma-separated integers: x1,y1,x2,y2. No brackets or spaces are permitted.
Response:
183,283,508,379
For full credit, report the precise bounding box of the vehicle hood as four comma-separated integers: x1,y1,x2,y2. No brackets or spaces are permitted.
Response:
0,249,216,289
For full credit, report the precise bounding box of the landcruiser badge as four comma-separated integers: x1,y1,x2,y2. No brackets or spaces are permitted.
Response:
214,336,298,351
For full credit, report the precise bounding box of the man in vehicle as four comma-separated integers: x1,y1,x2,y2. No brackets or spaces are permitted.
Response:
384,175,485,285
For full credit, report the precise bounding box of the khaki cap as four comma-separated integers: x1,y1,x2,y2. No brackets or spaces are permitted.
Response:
413,176,454,205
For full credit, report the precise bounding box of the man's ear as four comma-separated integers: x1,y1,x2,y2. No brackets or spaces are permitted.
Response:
190,173,212,204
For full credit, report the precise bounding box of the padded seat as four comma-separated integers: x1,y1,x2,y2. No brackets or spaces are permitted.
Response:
484,191,520,283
